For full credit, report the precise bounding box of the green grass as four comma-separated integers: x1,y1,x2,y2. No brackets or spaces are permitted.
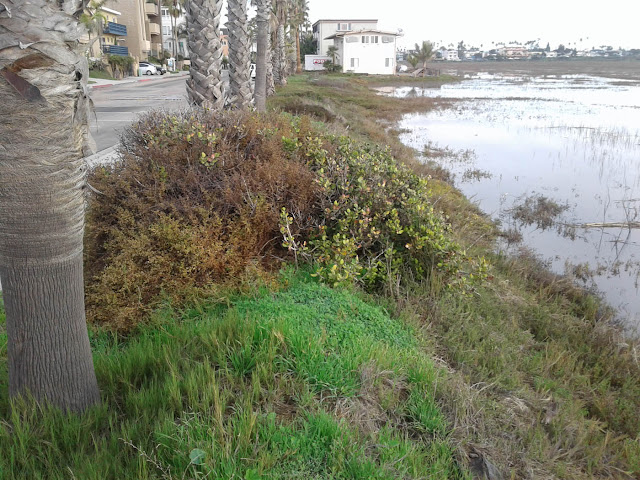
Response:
89,69,115,80
0,274,466,479
269,73,640,478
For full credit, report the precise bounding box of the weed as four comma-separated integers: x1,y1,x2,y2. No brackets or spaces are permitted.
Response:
0,277,465,479
510,194,569,229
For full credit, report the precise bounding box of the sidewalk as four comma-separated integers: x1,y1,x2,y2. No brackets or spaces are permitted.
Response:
89,70,188,89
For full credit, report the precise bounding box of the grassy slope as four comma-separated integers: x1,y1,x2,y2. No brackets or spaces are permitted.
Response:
268,74,640,478
0,72,639,480
0,274,466,479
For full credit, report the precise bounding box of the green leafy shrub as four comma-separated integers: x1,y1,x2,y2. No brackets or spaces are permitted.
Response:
287,135,488,290
106,54,134,76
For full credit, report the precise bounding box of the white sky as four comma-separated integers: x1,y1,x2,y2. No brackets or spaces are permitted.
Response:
307,0,640,51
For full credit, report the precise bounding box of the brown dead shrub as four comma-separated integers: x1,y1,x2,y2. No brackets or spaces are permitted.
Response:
85,110,320,331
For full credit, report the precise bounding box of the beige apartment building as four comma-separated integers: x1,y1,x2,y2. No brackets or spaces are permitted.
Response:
105,0,163,60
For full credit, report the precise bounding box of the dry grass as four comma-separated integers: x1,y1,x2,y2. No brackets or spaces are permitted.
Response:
270,71,640,479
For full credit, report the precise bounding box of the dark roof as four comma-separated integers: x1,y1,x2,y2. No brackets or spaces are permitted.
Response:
313,19,378,27
324,29,401,40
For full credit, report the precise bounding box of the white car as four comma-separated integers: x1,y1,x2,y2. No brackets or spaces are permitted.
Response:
138,62,157,76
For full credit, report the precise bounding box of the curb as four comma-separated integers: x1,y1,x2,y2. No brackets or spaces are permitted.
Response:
85,145,120,168
90,72,188,89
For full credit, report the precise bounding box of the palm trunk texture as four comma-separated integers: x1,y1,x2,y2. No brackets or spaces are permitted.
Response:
0,0,100,412
266,43,275,96
276,23,286,86
254,0,270,111
295,26,302,74
228,0,252,109
185,0,224,109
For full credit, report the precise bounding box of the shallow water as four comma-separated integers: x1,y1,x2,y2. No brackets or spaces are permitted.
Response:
382,74,640,330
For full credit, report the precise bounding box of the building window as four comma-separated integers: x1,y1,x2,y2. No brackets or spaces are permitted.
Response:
161,7,169,16
385,58,390,67
350,58,359,68
382,36,394,43
362,36,369,43
371,36,379,44
346,36,358,43
340,23,349,31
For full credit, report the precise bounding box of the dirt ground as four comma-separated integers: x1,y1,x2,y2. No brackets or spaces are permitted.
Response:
433,58,640,80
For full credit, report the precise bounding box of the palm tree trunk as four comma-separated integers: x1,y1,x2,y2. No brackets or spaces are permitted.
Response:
254,0,270,111
267,25,276,96
171,14,177,59
276,23,287,86
295,25,302,74
267,45,275,95
185,0,224,109
228,0,252,109
0,0,100,412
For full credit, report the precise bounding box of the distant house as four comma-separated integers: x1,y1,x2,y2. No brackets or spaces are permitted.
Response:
502,46,529,59
324,29,401,75
312,19,378,57
443,49,459,61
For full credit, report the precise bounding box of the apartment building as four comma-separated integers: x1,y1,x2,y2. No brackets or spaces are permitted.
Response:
83,6,128,58
105,0,163,60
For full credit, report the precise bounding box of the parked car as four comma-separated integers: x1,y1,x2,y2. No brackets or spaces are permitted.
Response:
138,62,157,76
152,64,167,75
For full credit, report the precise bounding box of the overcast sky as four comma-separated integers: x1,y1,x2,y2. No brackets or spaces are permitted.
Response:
307,0,640,51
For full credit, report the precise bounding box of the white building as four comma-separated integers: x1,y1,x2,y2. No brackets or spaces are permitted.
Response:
312,19,378,57
326,30,401,75
443,49,460,61
161,6,188,58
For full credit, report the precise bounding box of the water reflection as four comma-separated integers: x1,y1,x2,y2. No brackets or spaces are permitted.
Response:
386,74,640,330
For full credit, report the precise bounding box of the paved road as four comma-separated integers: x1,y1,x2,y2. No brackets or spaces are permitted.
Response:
90,74,190,151
90,70,231,153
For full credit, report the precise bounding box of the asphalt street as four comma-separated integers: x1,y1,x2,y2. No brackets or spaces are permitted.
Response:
90,74,190,151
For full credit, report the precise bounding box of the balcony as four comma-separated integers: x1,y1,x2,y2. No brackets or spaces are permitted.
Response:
145,2,158,16
149,22,161,36
102,45,129,56
102,21,127,36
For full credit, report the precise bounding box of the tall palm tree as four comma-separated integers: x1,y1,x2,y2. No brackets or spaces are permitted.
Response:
227,0,252,109
162,0,182,60
79,0,107,58
170,0,184,59
253,0,270,111
414,41,434,76
185,0,224,109
0,0,100,412
288,0,308,74
272,0,287,86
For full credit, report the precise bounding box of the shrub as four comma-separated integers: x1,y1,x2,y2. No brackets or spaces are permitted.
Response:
286,136,487,290
106,54,134,77
85,110,485,330
85,111,318,330
322,60,342,73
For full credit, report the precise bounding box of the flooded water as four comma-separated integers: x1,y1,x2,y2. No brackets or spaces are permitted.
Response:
381,74,640,330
